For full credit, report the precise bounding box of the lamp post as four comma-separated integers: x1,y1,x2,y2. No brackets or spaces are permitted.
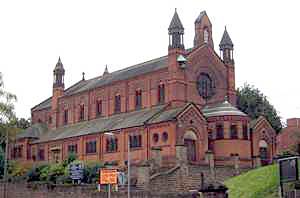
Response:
104,132,130,198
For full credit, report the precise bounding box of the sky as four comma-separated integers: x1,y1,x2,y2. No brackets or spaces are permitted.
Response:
0,0,300,123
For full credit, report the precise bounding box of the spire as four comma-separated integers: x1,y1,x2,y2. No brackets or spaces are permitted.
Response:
168,9,184,50
219,26,234,50
53,56,65,88
168,8,184,34
54,56,65,72
103,65,109,75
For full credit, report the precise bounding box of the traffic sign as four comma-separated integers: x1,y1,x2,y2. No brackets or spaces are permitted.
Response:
100,169,118,184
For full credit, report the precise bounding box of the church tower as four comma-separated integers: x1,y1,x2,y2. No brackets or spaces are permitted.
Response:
167,9,187,107
219,27,236,105
51,57,65,129
194,11,214,49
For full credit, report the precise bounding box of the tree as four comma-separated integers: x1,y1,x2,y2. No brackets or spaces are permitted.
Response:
236,83,282,133
0,72,17,180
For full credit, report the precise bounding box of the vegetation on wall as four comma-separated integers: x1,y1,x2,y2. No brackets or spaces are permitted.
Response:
236,83,282,133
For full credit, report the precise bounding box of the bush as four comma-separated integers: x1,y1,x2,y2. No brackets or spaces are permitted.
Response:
8,161,30,177
82,161,104,184
39,165,50,181
26,164,48,182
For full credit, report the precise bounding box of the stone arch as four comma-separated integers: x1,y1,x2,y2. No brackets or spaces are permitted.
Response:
259,139,269,166
183,129,198,162
183,129,198,140
259,140,268,148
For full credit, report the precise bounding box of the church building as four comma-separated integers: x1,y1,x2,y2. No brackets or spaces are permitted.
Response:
12,10,276,168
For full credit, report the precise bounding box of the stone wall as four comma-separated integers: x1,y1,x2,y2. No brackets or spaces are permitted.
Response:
0,183,198,198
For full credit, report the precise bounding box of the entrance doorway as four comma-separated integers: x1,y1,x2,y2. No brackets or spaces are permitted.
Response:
183,130,197,162
259,140,268,165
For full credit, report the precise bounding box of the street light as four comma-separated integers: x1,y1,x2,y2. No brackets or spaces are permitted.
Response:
104,132,130,198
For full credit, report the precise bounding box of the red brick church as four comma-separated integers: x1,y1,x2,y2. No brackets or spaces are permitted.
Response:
12,10,276,168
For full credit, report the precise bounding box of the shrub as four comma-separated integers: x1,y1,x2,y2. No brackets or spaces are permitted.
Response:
26,164,48,182
39,165,50,181
82,161,104,184
47,163,65,183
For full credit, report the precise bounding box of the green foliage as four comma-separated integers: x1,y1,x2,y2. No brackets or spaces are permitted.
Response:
63,152,77,167
0,72,17,124
26,164,48,182
225,164,279,198
0,147,4,178
236,83,282,132
39,165,50,181
82,161,104,184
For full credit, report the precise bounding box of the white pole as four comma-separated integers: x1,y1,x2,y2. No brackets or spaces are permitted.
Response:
128,137,130,198
108,183,111,198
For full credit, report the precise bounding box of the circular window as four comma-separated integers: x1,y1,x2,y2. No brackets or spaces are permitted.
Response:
153,133,159,143
162,132,168,142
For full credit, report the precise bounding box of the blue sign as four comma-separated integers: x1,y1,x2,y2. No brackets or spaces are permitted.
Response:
69,162,84,180
118,172,127,186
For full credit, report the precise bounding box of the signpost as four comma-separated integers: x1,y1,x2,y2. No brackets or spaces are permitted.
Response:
278,156,300,197
100,169,118,198
69,161,84,184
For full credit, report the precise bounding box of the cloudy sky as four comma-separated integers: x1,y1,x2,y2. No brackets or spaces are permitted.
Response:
1,0,299,123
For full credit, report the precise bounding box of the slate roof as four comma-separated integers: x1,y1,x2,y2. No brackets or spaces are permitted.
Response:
32,55,168,111
219,27,234,50
202,100,247,118
16,123,48,140
31,103,191,143
168,9,184,34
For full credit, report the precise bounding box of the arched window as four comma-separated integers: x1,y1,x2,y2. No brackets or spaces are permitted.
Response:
162,132,168,142
197,73,214,99
79,105,84,121
216,124,224,139
64,109,68,125
114,95,121,113
96,100,102,116
243,124,248,140
135,89,142,109
153,133,159,143
230,125,238,139
158,84,165,104
204,28,209,43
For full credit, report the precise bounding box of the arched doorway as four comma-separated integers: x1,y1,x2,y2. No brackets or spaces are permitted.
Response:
183,130,197,162
259,140,268,166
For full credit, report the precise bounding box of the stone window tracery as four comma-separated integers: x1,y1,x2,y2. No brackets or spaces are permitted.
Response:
197,73,214,99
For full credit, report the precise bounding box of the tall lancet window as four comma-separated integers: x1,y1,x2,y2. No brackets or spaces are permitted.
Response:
204,28,209,43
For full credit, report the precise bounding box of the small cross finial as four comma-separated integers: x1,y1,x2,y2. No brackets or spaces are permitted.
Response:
175,8,177,12
82,72,85,81
225,25,227,30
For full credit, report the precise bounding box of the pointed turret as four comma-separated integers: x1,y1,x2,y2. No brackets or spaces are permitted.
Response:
103,65,109,76
53,57,65,88
219,27,234,64
168,8,184,50
219,27,234,51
